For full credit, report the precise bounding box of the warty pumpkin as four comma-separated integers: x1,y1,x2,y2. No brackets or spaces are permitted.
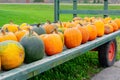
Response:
0,40,25,70
20,29,45,63
64,28,82,49
104,24,114,34
109,21,118,32
39,34,63,56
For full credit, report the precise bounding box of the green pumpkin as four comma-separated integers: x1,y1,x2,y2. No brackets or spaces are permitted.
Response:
20,29,45,63
32,23,46,35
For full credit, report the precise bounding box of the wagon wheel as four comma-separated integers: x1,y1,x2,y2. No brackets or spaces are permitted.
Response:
98,39,117,67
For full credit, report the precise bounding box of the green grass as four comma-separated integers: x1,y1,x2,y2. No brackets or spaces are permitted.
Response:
0,4,120,26
0,4,120,80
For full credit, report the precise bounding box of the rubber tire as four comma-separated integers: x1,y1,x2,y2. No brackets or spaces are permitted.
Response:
98,39,117,67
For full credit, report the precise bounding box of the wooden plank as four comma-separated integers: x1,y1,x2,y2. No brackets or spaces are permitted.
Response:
59,10,120,15
0,30,120,80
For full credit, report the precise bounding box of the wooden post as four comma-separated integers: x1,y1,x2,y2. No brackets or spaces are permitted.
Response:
73,0,77,17
54,0,59,22
104,0,108,17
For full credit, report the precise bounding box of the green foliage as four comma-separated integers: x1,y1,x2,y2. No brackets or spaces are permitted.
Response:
0,4,120,27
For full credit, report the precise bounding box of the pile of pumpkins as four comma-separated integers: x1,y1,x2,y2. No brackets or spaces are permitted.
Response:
0,17,120,71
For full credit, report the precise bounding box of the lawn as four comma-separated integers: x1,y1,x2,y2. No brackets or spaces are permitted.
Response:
0,3,120,80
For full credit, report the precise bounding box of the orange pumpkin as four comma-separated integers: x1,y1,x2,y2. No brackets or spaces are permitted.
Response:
73,16,81,21
15,27,28,41
20,24,32,31
0,30,18,42
2,22,18,33
85,24,97,41
0,35,5,42
103,17,112,24
43,21,55,34
84,17,91,22
109,21,118,32
73,17,81,24
94,20,104,37
76,24,89,43
104,24,114,34
39,34,63,56
64,28,82,49
65,21,77,28
53,28,64,46
114,18,120,29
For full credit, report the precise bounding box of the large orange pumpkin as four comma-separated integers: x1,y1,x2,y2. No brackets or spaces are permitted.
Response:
94,20,104,37
64,28,82,49
85,24,97,41
39,34,63,56
76,24,89,43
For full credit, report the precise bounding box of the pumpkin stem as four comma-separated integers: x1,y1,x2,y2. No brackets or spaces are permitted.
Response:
46,20,51,24
9,20,13,24
79,23,84,26
5,28,9,32
109,20,112,23
1,30,6,35
17,27,22,31
54,28,58,34
28,28,33,36
59,21,63,28
37,23,41,27
50,24,58,33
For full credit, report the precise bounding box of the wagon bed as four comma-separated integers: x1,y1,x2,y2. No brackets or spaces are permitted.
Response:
0,30,120,80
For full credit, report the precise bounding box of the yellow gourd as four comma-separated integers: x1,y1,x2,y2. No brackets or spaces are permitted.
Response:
0,40,25,70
